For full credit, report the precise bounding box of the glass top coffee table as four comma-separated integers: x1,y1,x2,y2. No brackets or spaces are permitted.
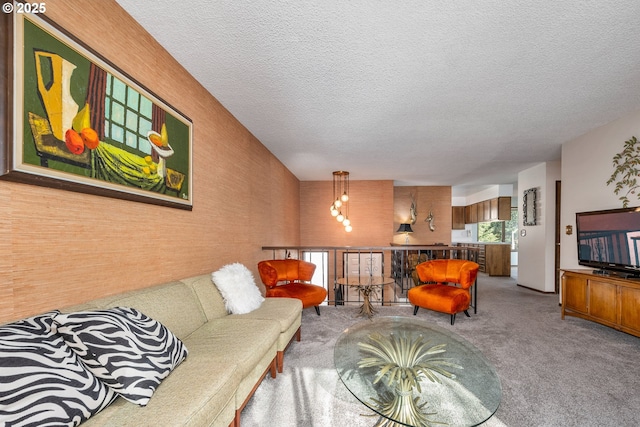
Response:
334,316,501,426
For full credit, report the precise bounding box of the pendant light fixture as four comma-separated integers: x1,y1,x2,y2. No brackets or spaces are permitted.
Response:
330,171,352,232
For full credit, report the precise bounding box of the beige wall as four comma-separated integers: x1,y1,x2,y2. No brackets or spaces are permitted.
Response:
0,0,300,323
561,109,640,269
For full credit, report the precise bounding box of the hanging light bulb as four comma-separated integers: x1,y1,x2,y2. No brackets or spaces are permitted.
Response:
330,171,352,231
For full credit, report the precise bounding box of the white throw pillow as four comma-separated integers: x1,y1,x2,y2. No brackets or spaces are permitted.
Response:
212,263,265,314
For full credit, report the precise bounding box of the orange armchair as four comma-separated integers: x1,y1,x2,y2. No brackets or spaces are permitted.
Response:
407,259,479,325
257,259,328,315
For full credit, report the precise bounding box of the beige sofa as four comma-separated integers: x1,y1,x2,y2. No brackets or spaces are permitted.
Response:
60,273,303,427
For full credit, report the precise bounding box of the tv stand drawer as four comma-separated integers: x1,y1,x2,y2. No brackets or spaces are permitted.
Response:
561,270,640,337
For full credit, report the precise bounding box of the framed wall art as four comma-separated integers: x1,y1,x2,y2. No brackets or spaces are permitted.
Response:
523,188,537,226
1,11,193,210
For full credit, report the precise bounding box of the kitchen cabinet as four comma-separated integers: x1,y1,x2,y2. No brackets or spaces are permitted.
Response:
497,196,511,220
454,243,510,276
482,200,490,222
452,206,465,229
484,244,511,276
465,204,478,224
464,197,511,223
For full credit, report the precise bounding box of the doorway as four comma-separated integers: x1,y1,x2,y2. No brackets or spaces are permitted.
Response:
555,180,561,293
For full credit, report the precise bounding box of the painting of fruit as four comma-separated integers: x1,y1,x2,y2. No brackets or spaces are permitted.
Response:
149,133,163,147
72,103,91,133
64,129,84,154
13,13,193,209
81,128,100,149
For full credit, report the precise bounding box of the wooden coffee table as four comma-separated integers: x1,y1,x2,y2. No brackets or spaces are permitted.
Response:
336,276,395,318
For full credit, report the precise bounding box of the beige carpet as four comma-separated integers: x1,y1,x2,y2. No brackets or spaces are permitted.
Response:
242,273,640,426
241,305,507,427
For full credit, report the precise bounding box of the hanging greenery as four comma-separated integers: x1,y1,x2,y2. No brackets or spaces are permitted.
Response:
606,136,640,208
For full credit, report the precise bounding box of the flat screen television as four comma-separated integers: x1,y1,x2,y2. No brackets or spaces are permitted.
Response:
576,207,640,277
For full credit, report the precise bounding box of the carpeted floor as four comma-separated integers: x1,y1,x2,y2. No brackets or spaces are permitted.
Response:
241,274,640,426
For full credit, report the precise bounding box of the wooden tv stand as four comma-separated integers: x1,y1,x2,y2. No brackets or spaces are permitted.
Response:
561,270,640,338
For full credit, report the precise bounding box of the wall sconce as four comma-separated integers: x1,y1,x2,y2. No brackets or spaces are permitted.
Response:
329,171,352,232
397,223,413,244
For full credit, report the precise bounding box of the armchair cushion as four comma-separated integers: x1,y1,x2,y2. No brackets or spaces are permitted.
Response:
257,259,315,286
409,259,480,323
257,260,327,309
265,282,328,308
416,259,479,289
408,284,471,315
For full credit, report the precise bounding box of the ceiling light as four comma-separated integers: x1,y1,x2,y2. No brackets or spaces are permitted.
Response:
331,171,352,232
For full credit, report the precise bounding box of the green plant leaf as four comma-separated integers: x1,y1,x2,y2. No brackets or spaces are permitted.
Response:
608,136,640,208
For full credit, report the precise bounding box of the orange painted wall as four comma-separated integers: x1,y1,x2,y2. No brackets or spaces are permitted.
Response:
298,182,452,297
299,182,451,247
0,1,456,324
392,186,452,245
0,0,300,323
300,181,395,246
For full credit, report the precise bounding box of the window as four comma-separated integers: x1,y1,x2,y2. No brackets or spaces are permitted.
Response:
478,208,519,250
104,74,153,153
506,208,519,250
302,251,329,288
478,221,504,243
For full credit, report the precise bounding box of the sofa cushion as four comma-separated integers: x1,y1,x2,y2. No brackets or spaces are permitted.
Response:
85,282,208,339
233,298,302,336
211,263,264,314
0,311,116,426
184,318,279,378
181,274,229,320
78,352,240,427
53,307,188,406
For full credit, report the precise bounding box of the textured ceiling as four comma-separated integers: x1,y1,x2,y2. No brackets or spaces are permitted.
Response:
116,0,640,196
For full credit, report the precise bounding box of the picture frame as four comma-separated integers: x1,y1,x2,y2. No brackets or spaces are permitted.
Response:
1,11,193,210
523,188,537,226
